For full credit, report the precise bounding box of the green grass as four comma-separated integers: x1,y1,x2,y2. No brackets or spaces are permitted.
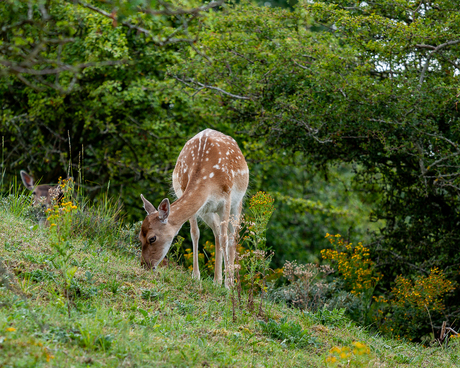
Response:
0,200,459,367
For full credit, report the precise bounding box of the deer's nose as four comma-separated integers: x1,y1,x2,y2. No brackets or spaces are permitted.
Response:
141,260,156,271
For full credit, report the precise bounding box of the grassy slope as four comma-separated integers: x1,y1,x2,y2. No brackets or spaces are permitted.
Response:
0,209,458,368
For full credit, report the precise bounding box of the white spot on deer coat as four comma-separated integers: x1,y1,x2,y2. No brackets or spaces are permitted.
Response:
209,172,214,178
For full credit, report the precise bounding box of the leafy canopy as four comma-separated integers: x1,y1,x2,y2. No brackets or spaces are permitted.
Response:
173,0,460,326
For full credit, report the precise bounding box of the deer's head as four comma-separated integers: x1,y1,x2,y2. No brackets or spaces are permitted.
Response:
139,194,176,270
20,170,63,208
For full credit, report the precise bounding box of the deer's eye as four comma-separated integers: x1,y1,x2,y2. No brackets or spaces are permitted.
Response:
149,236,157,244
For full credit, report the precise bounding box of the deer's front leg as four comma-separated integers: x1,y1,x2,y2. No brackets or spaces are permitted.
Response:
190,215,201,280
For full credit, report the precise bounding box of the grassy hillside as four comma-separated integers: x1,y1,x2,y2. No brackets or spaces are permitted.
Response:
0,197,459,367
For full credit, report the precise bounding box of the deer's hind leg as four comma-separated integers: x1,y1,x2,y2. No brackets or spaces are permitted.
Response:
201,213,223,285
218,194,233,288
189,215,201,280
228,198,243,271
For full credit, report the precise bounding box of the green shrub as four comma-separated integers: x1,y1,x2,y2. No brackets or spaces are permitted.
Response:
304,307,347,327
141,289,164,302
258,317,318,348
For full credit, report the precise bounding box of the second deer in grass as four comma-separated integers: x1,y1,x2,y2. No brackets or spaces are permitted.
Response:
20,170,63,208
139,129,249,287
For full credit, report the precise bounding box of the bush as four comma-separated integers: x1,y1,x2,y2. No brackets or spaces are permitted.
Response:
267,260,336,311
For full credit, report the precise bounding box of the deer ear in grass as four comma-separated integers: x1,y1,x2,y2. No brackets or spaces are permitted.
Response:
20,170,35,191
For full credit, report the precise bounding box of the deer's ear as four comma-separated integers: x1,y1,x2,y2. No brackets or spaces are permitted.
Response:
141,194,157,215
158,198,170,223
20,170,34,191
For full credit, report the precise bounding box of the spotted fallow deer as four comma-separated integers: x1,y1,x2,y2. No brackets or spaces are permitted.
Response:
20,170,63,208
139,129,249,287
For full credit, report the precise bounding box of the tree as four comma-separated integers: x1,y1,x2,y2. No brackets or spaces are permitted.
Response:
0,0,222,92
173,0,460,330
0,0,218,220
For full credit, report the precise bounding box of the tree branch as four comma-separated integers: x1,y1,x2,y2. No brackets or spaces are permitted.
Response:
172,76,254,100
142,0,224,16
417,40,460,87
0,59,127,76
77,0,218,46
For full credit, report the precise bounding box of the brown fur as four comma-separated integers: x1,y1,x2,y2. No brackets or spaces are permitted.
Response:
20,170,62,208
139,129,249,287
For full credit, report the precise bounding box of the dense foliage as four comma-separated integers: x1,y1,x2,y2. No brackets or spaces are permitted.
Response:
173,0,460,334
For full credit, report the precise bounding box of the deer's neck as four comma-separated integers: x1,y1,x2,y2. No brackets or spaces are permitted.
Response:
169,188,208,230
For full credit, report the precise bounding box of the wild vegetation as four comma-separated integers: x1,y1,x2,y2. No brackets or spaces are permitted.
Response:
1,0,460,351
1,191,459,367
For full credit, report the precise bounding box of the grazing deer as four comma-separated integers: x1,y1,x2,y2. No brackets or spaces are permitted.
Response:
139,129,249,287
20,170,63,208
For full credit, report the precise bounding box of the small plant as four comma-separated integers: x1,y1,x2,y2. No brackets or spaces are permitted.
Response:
72,326,114,352
258,317,318,348
282,260,335,311
45,178,79,316
169,236,185,265
173,300,195,316
106,278,122,294
141,289,164,301
326,341,372,366
305,307,347,327
235,192,276,315
244,191,276,251
1,192,35,218
239,249,274,312
136,308,160,326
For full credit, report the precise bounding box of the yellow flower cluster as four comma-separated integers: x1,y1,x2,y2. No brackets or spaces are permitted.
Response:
183,248,205,271
59,177,74,189
248,191,275,230
392,267,455,312
326,342,371,365
4,328,54,362
204,241,216,272
183,241,217,273
249,191,275,214
322,234,382,294
46,201,78,227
